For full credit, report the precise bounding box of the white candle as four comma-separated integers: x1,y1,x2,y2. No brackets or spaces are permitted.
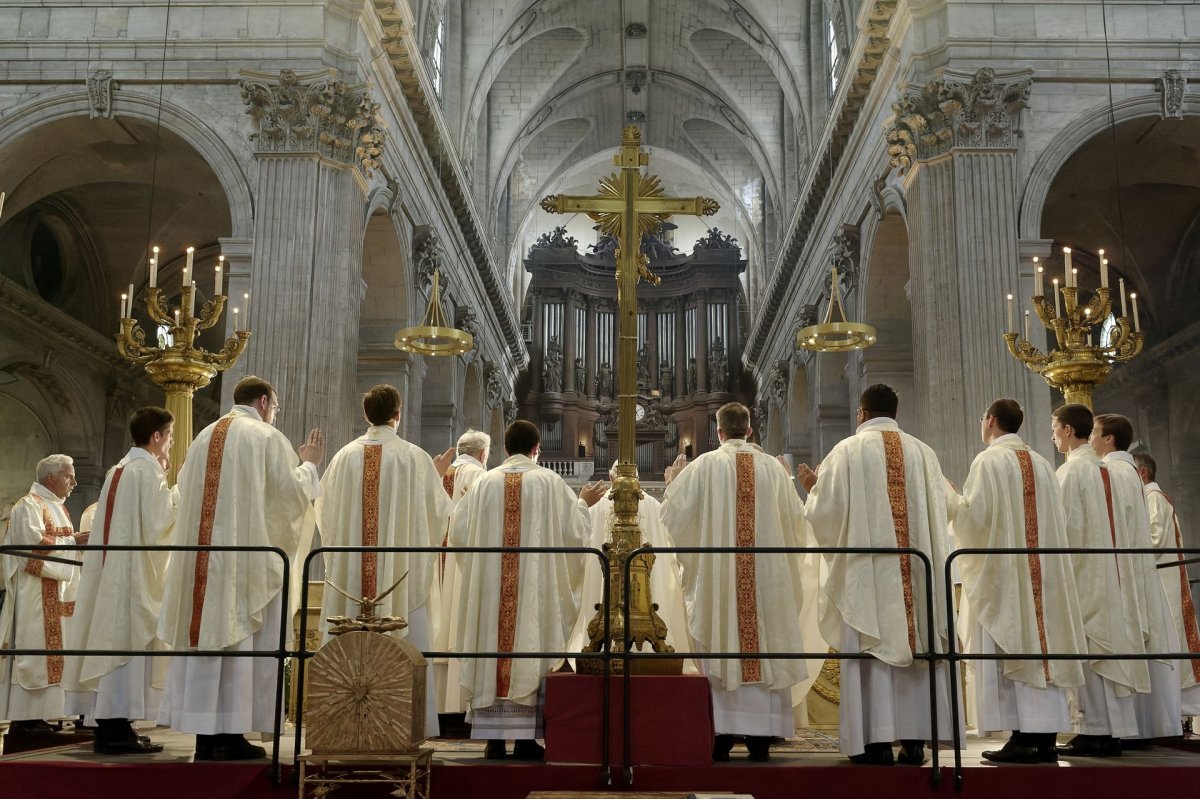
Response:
185,246,194,273
233,307,239,329
1024,310,1031,341
188,280,196,318
243,292,250,329
174,308,180,325
149,257,158,288
215,255,224,296
1063,247,1073,287
1006,293,1014,333
1119,277,1128,317
1099,249,1108,288
0,191,5,221
120,293,128,319
1072,267,1078,288
1033,257,1043,296
127,284,134,314
1052,278,1061,317
1131,292,1140,331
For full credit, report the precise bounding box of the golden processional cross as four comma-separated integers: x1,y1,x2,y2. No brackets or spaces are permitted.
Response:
540,125,718,672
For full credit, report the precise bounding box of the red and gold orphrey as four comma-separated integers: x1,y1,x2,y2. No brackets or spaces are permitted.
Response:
881,431,917,654
25,494,75,685
496,472,524,697
1153,490,1200,681
189,416,234,648
100,466,125,565
440,466,457,580
1099,467,1121,582
733,453,762,683
1015,450,1052,681
360,444,383,599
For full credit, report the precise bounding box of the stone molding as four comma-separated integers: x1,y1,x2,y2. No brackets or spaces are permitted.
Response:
239,68,386,175
86,70,117,120
885,68,1032,173
1160,69,1186,120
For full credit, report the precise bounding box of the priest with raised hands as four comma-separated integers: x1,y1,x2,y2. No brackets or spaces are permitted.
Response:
449,420,605,761
1049,404,1147,757
0,454,84,735
949,398,1087,764
797,384,957,767
1091,414,1183,742
157,375,325,761
315,384,453,734
660,402,811,763
62,407,179,754
434,429,491,717
1136,452,1200,719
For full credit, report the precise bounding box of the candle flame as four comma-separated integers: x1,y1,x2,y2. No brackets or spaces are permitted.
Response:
1063,246,1071,253
186,246,195,254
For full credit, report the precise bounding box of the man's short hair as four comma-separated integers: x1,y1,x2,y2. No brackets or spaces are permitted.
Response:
716,402,751,438
362,384,402,426
859,384,899,419
1134,452,1157,481
987,398,1024,434
1094,413,1134,452
457,429,491,458
36,454,73,482
504,420,540,456
1052,403,1093,440
233,375,275,405
129,406,174,447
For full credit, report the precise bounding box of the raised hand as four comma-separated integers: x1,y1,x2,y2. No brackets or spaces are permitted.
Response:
299,428,326,466
433,446,456,476
796,462,819,492
664,452,688,486
580,480,609,507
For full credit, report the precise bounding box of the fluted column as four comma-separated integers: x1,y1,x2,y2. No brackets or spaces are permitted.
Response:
563,290,578,393
695,292,709,396
584,297,597,398
239,68,385,450
887,67,1050,481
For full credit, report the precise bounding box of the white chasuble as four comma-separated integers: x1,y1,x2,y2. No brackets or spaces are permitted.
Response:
1145,482,1200,699
950,434,1086,690
660,439,811,693
316,426,451,639
0,483,76,720
63,448,177,704
449,455,589,710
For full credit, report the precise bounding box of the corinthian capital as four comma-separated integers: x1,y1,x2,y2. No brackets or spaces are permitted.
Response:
240,69,387,174
885,67,1032,172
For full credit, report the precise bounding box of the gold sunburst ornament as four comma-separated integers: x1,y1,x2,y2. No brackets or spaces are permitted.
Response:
394,269,473,356
796,266,877,352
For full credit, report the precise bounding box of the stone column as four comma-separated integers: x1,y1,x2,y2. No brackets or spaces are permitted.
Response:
886,68,1049,481
584,297,597,398
674,299,687,398
217,236,254,409
563,290,578,393
695,292,709,395
239,68,385,451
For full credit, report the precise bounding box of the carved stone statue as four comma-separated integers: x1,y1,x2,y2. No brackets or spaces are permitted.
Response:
694,227,739,251
709,336,727,392
641,221,680,261
596,361,613,399
659,359,673,398
532,226,578,251
637,344,651,386
574,357,586,394
543,335,563,392
686,357,697,394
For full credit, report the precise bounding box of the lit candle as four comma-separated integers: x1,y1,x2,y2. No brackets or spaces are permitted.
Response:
1024,310,1031,341
1033,257,1043,296
149,257,158,288
1099,249,1108,289
1052,278,1061,317
188,280,196,318
0,191,5,221
127,283,134,313
1072,267,1078,288
1063,247,1073,287
185,246,194,274
1006,293,1014,333
1119,277,1128,317
232,307,239,329
243,292,250,329
120,293,128,319
174,308,180,325
1131,292,1140,332
215,256,224,296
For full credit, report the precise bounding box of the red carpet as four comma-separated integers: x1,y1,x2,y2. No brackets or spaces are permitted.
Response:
4,759,1200,799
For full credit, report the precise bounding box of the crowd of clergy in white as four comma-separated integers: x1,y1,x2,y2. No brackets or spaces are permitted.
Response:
2,375,1198,766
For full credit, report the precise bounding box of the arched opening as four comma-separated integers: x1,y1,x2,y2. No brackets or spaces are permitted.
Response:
860,211,917,436
0,393,53,521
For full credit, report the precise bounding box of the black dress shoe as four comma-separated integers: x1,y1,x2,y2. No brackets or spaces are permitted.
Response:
982,738,1041,764
712,734,735,762
196,735,265,761
95,737,165,755
512,739,544,761
745,736,772,762
1056,734,1117,758
484,739,507,759
1121,738,1154,751
849,742,895,765
897,740,927,766
8,720,55,737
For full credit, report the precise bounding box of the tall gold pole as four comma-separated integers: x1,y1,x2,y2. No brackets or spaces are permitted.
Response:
541,126,718,672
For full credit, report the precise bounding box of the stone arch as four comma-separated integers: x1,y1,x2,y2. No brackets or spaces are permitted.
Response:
462,361,484,430
0,388,54,519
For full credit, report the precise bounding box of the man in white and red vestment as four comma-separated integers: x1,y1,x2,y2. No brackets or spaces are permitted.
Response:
157,376,324,761
449,420,604,760
1091,414,1183,741
63,407,178,754
315,384,453,735
798,384,957,766
0,454,83,734
1050,404,1147,757
1137,452,1200,719
950,398,1087,763
433,429,490,716
660,402,812,763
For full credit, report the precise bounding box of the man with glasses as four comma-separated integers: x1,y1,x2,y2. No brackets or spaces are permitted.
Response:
0,454,86,738
158,375,325,761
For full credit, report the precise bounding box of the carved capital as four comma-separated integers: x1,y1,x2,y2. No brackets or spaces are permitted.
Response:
413,228,443,293
885,68,1031,172
768,362,788,405
240,69,387,173
87,70,118,119
1160,69,1186,120
484,362,504,409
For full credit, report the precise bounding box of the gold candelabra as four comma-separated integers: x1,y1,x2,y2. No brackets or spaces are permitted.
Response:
116,247,251,482
1005,247,1143,409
